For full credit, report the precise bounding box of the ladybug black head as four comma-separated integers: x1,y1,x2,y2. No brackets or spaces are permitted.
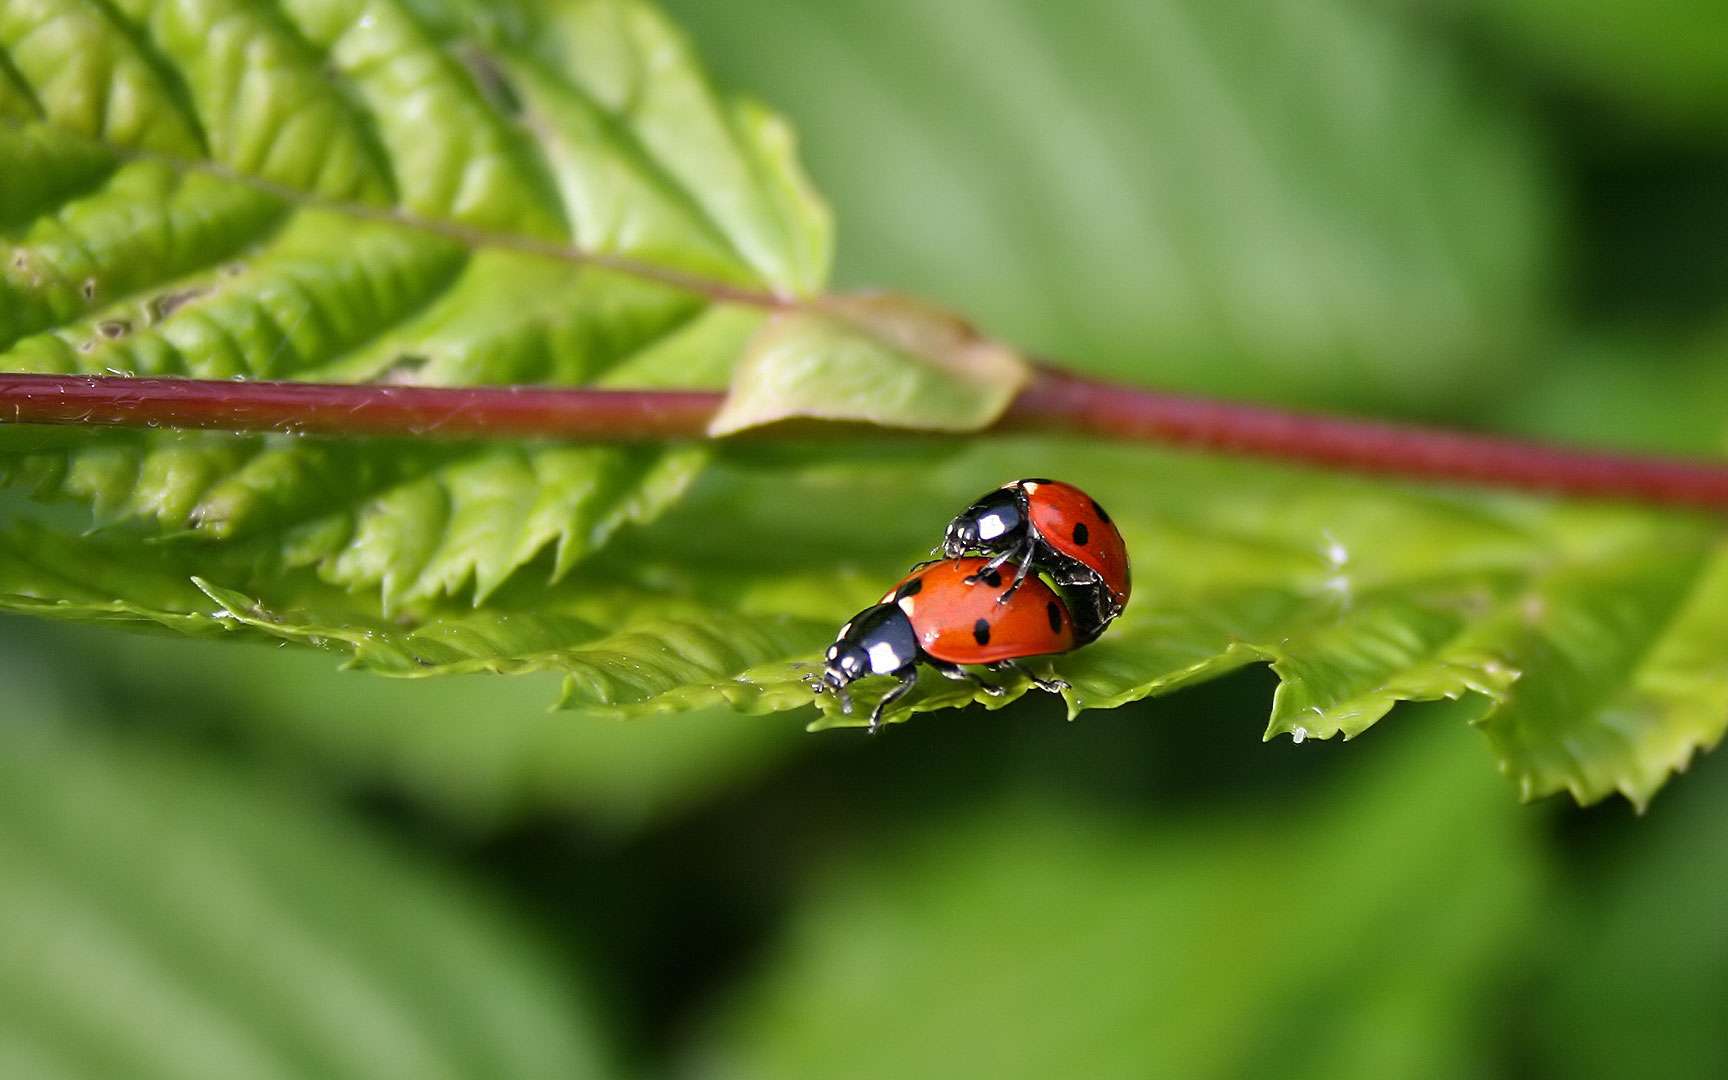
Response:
817,639,868,713
810,604,920,716
943,488,1024,558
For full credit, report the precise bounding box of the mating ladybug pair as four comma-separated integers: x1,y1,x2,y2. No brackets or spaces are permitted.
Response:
809,479,1131,730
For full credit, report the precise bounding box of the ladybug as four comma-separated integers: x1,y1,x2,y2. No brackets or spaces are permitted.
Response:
942,478,1130,642
807,557,1074,731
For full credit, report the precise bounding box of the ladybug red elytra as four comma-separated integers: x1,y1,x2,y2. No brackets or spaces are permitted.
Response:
942,478,1130,642
807,557,1075,731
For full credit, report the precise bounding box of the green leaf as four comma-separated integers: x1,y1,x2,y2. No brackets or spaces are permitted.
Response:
693,716,1542,1079
9,439,1728,808
665,0,1552,414
191,576,829,716
759,445,1728,810
0,0,1723,812
0,513,839,716
0,720,613,1078
708,295,1030,435
0,0,835,606
1491,329,1728,456
1451,0,1728,128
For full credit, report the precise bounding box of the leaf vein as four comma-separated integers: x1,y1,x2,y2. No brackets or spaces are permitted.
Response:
82,0,212,156
0,117,787,310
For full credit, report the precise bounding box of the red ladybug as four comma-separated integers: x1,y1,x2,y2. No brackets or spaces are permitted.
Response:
807,557,1074,730
942,478,1130,642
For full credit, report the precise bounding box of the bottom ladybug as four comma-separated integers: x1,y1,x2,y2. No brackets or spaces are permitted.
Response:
807,557,1075,731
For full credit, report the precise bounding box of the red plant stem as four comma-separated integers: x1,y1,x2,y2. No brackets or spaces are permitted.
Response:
0,373,722,440
1005,369,1728,508
3,369,1728,510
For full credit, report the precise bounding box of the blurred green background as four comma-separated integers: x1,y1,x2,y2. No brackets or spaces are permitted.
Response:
6,0,1728,1075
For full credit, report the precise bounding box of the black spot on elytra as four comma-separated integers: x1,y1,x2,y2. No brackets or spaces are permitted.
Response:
1021,477,1053,486
1047,601,1063,633
979,567,1003,588
896,577,923,600
972,618,991,646
1091,498,1112,524
1072,522,1090,546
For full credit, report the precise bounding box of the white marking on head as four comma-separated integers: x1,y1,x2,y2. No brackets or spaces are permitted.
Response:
826,644,841,661
866,641,902,674
838,621,852,638
978,511,1010,541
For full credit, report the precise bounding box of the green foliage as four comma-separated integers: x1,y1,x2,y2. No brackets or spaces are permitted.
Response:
666,0,1553,413
1533,765,1728,1077
0,0,828,610
5,2,1728,1076
696,716,1541,1079
1448,0,1728,128
0,719,612,1078
0,0,1724,810
707,296,1030,435
8,441,1728,808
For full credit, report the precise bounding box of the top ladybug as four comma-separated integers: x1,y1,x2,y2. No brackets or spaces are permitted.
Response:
941,478,1130,643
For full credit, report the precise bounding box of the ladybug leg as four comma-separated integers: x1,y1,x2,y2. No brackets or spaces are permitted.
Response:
867,668,918,734
996,541,1039,603
962,548,1017,585
803,672,854,714
987,660,1070,695
928,659,1006,697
